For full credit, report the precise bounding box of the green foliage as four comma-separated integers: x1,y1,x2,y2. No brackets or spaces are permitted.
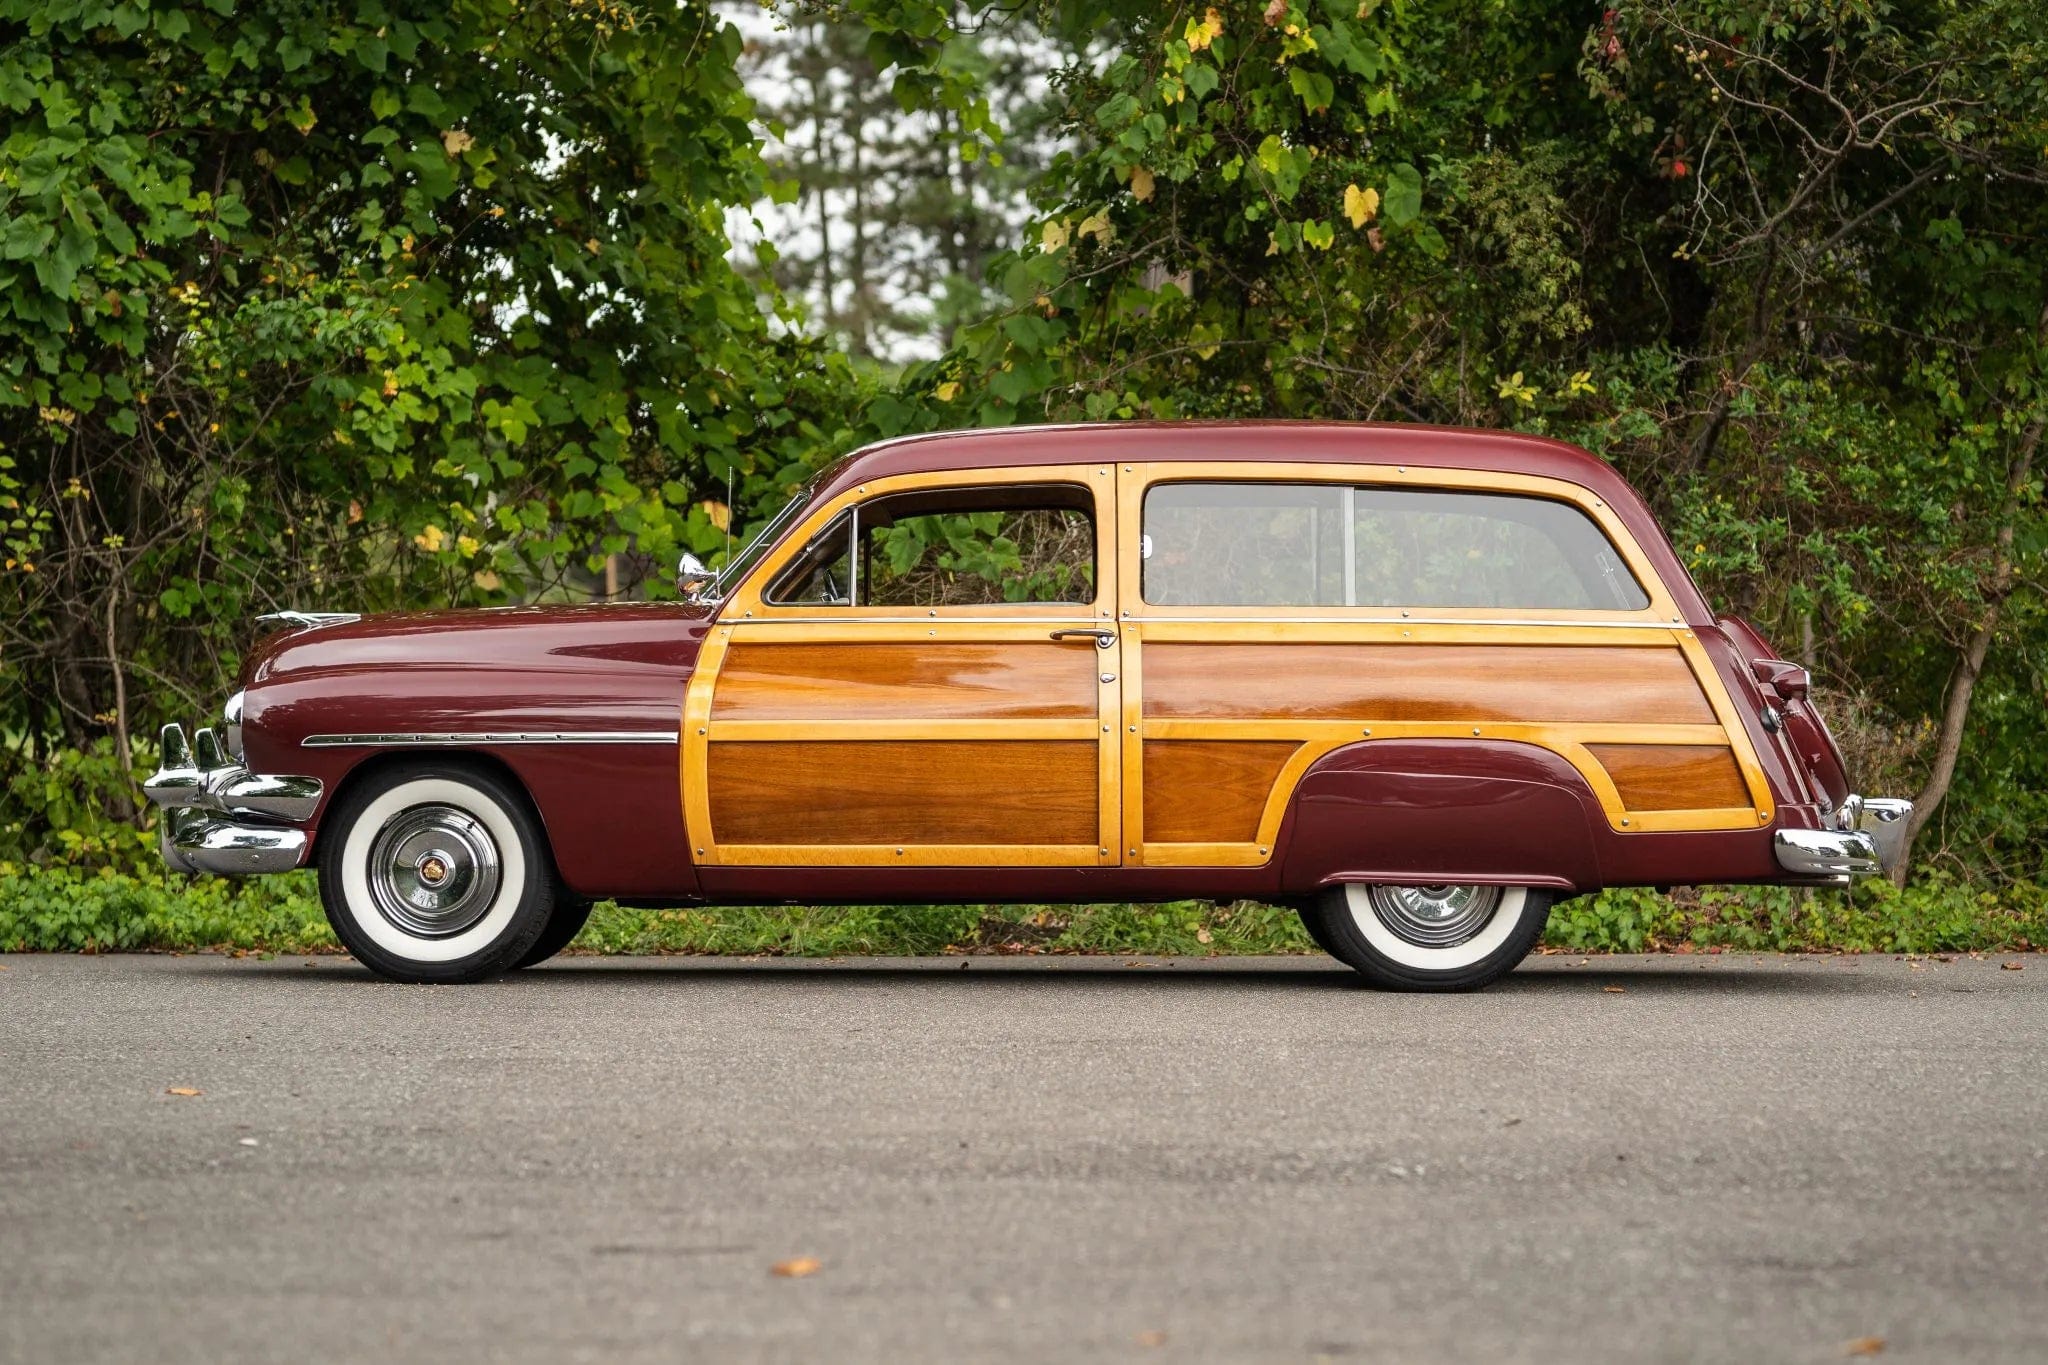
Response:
0,0,862,754
2,873,2038,957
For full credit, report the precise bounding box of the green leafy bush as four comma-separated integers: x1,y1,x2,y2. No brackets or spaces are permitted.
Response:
3,872,2038,958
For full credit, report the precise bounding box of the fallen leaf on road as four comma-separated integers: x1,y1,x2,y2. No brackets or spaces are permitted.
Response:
237,1138,259,1147
2002,962,2024,971
1602,985,1626,994
1841,1337,1884,1357
771,1257,821,1278
166,1087,202,1097
1135,1330,1167,1347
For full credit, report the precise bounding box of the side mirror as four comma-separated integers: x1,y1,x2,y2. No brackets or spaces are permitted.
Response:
677,552,718,599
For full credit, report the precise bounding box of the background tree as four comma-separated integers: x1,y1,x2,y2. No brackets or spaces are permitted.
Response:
0,0,858,854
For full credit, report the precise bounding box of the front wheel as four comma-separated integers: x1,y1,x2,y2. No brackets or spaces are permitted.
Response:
1302,883,1552,992
317,762,558,983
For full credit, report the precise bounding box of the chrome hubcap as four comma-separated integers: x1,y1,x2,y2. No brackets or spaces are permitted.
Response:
367,805,500,938
1366,884,1503,949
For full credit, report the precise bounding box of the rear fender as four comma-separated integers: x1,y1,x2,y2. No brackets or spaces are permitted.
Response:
1276,740,1602,894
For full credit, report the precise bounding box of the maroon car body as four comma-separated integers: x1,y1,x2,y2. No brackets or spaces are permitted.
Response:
143,422,1909,986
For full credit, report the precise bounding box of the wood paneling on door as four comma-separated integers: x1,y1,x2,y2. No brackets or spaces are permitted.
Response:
1143,643,1714,725
1587,744,1749,811
712,641,1096,721
708,740,1098,846
1142,741,1301,844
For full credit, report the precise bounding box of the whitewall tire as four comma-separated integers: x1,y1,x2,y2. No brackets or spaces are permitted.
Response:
1303,883,1552,991
317,762,558,983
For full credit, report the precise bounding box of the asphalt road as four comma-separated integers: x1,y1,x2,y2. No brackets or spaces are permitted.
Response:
2,952,2044,1364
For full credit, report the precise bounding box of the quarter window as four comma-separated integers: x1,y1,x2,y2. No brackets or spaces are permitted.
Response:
1141,482,1648,610
769,483,1096,607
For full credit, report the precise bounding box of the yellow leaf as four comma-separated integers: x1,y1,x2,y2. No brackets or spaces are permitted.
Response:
441,128,475,156
414,524,446,553
700,499,731,532
585,237,601,254
166,1087,202,1097
1076,212,1113,244
771,1257,821,1278
381,370,398,398
1130,166,1155,202
472,569,501,591
1040,218,1070,252
457,535,480,557
934,381,961,402
1343,183,1380,229
1184,9,1222,51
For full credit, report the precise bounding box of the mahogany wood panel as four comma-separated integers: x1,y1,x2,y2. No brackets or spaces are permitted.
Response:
1143,741,1301,844
712,641,1095,721
1587,744,1750,811
1143,643,1715,725
708,740,1097,845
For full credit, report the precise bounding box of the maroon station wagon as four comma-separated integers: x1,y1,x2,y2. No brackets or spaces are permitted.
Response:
142,423,1910,989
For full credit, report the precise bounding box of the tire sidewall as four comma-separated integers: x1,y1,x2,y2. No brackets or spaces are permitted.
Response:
1315,884,1552,991
317,762,555,983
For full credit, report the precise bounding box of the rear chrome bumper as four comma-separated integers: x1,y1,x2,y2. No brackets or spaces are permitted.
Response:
1774,795,1913,882
143,722,321,877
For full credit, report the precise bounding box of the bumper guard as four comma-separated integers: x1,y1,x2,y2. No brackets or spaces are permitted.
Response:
1773,795,1913,882
143,723,322,876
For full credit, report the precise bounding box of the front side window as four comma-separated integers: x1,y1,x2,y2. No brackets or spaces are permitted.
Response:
1141,482,1648,610
768,482,1096,607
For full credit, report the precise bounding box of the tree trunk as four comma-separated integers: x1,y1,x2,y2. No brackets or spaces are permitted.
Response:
1895,300,2048,882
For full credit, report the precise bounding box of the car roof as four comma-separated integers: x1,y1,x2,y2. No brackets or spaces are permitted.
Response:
813,421,1636,504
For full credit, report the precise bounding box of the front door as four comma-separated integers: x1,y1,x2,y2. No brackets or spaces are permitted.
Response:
683,465,1122,867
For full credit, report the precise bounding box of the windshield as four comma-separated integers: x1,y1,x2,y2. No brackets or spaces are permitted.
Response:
689,481,816,603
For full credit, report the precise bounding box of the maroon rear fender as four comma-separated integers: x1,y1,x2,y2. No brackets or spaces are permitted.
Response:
1277,740,1603,894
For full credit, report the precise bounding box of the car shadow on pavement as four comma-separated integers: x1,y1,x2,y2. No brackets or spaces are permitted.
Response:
209,954,1897,996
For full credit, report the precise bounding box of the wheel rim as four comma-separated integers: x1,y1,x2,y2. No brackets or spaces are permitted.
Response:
366,804,502,939
1364,883,1503,950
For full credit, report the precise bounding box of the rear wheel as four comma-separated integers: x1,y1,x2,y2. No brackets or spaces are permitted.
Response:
1303,883,1552,991
317,762,557,983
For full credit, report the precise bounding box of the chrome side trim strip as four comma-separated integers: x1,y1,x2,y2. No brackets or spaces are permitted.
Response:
736,614,1678,630
300,731,679,748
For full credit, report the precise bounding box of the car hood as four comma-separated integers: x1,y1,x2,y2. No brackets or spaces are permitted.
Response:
247,602,716,686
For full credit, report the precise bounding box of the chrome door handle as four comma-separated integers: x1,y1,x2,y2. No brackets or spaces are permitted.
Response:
1049,629,1116,649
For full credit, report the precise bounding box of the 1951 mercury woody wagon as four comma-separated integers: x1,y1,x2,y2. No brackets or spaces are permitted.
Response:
143,422,1911,989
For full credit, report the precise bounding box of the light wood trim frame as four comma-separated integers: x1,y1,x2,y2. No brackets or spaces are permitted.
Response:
684,463,1123,866
1114,461,1776,866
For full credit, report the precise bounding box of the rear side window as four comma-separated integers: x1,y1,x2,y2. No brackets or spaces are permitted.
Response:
1141,482,1649,610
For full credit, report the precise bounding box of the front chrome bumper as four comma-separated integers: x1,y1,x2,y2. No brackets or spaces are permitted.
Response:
1773,795,1914,882
143,723,322,876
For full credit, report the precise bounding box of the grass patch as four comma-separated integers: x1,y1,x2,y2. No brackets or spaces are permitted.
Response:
0,865,2040,957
